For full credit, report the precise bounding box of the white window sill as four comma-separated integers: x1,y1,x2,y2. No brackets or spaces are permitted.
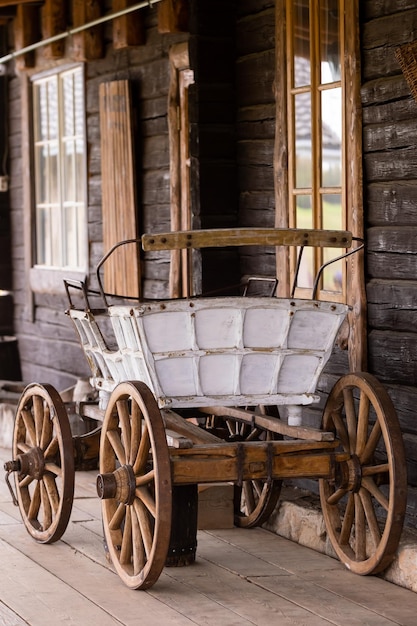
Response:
30,267,87,294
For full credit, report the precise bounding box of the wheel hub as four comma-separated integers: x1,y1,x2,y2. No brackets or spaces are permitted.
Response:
5,446,45,480
335,454,362,493
96,465,136,505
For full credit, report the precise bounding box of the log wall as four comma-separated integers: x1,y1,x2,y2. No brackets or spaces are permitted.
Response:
362,0,417,520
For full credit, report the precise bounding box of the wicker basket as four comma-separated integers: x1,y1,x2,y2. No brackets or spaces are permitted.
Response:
395,40,417,103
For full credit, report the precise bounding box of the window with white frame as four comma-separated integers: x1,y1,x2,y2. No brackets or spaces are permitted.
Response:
32,65,87,270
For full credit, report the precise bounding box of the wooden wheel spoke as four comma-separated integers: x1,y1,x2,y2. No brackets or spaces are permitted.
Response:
16,441,31,455
107,429,126,465
33,396,46,446
135,469,155,488
133,499,154,559
361,476,389,512
331,410,350,451
340,492,355,545
242,481,256,514
131,503,146,574
43,474,60,516
133,425,150,474
245,428,263,442
359,487,382,548
356,391,370,457
226,419,237,437
40,480,53,529
326,487,347,506
120,507,133,565
40,414,53,451
109,502,126,531
44,463,62,478
28,481,41,520
360,420,382,465
362,463,389,478
116,399,132,463
343,388,357,454
19,474,34,488
129,402,142,466
21,409,36,447
354,492,366,561
135,486,156,518
43,436,59,460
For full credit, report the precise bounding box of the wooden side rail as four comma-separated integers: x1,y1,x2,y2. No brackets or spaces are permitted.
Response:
141,228,352,252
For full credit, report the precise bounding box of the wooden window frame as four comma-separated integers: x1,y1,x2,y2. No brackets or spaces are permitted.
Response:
168,42,195,298
274,0,366,371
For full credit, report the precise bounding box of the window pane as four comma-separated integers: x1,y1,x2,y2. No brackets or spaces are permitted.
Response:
36,207,50,265
322,193,343,292
62,140,75,202
47,79,58,140
320,0,341,83
295,92,312,188
321,87,342,187
293,1,310,88
295,195,313,289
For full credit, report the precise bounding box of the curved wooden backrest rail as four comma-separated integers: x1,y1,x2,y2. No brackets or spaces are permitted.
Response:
141,228,352,251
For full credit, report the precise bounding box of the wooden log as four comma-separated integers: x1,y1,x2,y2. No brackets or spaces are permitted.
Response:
41,0,66,59
112,0,145,49
142,228,352,252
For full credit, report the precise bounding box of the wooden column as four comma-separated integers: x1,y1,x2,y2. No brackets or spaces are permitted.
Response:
41,0,66,59
113,0,145,49
72,0,103,61
157,0,188,34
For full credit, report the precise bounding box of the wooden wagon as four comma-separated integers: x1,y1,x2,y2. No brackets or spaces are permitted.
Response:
4,228,407,590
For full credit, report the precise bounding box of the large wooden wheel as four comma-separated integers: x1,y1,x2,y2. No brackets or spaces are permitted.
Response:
208,407,282,528
97,381,172,590
9,383,74,543
319,372,407,575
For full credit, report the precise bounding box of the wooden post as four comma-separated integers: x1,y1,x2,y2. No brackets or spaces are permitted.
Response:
165,484,198,567
14,4,40,69
41,0,66,59
113,0,145,49
72,0,104,61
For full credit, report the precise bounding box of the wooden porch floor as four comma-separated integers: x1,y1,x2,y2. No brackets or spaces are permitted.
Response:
0,446,416,626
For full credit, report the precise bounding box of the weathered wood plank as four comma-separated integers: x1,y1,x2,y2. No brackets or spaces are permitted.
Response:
367,181,417,225
367,279,417,332
368,329,417,386
142,228,352,251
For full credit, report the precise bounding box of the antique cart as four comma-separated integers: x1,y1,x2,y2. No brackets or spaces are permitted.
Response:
4,228,407,590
